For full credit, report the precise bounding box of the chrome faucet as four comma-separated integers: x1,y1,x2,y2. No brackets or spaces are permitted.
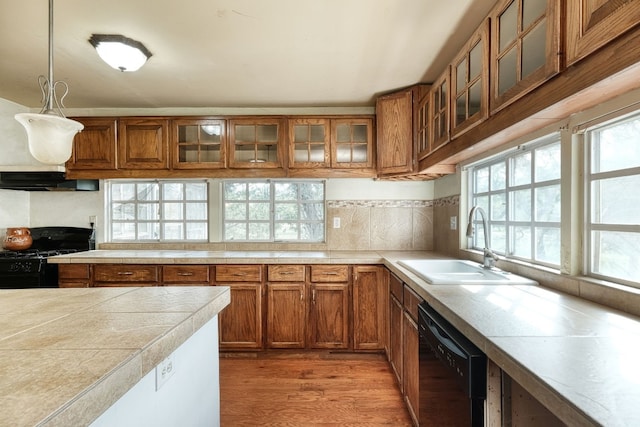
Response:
466,206,499,269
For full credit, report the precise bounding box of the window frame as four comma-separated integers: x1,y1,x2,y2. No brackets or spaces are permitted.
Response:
468,134,561,268
221,179,326,243
106,179,209,242
585,113,640,288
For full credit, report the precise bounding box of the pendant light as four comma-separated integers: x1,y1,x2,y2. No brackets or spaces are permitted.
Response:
14,0,84,165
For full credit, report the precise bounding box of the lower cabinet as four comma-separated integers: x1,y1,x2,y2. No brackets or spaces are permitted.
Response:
215,265,264,351
266,265,350,350
353,265,388,350
388,270,422,426
58,262,387,353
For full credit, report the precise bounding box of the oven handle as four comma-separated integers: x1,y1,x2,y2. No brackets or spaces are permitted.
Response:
421,312,466,359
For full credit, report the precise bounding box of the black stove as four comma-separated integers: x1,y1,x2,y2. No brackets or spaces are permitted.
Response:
0,227,93,289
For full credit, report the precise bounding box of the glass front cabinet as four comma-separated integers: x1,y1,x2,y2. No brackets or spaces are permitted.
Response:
229,118,286,169
171,118,226,169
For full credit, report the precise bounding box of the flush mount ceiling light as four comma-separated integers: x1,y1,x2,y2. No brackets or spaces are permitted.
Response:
14,0,84,165
89,34,152,72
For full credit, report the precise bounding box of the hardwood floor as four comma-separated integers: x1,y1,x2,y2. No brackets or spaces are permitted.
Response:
219,353,414,426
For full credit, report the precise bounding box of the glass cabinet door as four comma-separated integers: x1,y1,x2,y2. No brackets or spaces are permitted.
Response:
288,118,330,168
451,19,489,137
331,118,374,168
172,118,226,169
229,119,284,168
430,68,450,152
491,0,561,112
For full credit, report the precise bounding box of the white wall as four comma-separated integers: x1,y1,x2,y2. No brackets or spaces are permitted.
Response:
0,97,38,167
327,178,433,200
0,189,29,229
90,317,220,427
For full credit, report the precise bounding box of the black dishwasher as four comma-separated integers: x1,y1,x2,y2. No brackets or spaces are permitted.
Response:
418,301,486,426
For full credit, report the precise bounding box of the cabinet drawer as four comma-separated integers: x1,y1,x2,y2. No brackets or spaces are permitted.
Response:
310,265,349,282
163,265,210,284
93,265,160,283
267,265,305,282
215,265,263,282
403,284,423,322
390,272,403,302
58,264,90,280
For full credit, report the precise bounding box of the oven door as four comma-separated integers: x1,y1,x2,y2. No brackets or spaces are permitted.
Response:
0,260,57,289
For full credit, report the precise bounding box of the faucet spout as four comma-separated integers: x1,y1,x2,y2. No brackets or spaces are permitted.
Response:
467,206,499,269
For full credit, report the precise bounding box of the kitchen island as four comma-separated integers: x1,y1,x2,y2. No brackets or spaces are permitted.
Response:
49,250,640,426
0,286,230,427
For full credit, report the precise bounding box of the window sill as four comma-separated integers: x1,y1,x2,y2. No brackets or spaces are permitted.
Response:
460,249,640,317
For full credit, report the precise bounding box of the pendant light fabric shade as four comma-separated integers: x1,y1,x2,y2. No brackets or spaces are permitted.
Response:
15,113,84,164
89,34,152,72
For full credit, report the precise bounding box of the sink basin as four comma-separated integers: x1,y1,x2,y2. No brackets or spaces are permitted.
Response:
397,259,538,286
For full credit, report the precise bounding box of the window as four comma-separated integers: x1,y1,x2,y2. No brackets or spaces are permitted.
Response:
469,136,561,267
587,115,640,286
223,180,325,242
108,180,208,241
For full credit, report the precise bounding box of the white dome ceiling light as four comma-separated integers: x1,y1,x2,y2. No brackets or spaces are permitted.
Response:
89,34,152,72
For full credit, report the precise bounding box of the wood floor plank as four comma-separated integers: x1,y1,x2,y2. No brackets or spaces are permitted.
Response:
220,354,413,426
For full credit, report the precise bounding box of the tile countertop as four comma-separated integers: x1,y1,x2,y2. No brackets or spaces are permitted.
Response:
0,286,230,427
49,250,640,426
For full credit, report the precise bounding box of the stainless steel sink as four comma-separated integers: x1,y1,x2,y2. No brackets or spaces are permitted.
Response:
397,259,538,285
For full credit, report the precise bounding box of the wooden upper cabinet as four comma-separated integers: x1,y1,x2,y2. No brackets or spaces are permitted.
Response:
376,88,415,175
415,88,431,161
451,19,490,137
171,118,226,169
566,0,640,66
490,0,562,113
330,117,374,169
430,68,451,152
118,118,169,170
288,118,331,168
67,117,117,171
228,117,285,168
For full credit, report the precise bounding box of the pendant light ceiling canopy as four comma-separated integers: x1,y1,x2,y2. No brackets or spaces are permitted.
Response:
89,34,152,72
14,0,83,165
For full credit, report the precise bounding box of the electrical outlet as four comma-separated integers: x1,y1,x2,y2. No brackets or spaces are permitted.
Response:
89,215,97,225
333,217,341,229
155,354,175,391
450,216,457,230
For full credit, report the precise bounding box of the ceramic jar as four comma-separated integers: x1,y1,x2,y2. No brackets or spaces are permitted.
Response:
3,227,33,251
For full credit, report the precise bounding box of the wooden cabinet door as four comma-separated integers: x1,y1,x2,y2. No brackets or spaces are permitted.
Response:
330,118,375,169
353,265,387,350
171,118,226,169
228,118,285,168
58,264,91,288
430,68,451,152
218,282,263,350
490,0,561,112
67,117,117,171
309,282,349,349
389,292,404,386
451,19,490,137
566,0,640,65
118,118,169,170
403,310,420,425
266,283,307,349
288,118,331,169
376,88,415,175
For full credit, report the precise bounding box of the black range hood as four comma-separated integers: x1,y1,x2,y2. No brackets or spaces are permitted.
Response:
0,172,99,191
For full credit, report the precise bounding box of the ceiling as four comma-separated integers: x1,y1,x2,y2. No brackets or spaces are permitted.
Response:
0,0,495,110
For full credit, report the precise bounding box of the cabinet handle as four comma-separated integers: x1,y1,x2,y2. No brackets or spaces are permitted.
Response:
281,271,293,275
312,289,316,304
117,272,133,275
300,289,304,301
177,272,194,276
324,272,338,275
233,273,247,276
